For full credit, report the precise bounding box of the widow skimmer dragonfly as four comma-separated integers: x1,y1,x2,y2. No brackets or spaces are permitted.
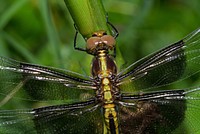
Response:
0,22,200,133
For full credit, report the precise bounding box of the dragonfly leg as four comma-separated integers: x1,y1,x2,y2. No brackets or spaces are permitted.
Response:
73,24,87,52
106,13,119,39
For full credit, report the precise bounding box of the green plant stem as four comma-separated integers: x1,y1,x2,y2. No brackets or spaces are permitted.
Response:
64,0,111,39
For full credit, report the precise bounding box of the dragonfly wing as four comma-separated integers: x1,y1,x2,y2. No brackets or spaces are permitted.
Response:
0,109,37,134
0,57,95,105
118,87,200,134
0,99,103,134
117,28,200,92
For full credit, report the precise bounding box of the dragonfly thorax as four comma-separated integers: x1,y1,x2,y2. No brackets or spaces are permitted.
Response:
91,50,118,105
91,50,117,79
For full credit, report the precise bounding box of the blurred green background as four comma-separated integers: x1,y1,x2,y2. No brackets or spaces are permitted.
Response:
0,0,200,133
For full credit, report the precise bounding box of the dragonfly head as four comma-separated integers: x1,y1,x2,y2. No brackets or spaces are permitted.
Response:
86,30,116,55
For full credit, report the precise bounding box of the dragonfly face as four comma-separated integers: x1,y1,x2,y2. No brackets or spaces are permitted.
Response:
0,28,200,134
86,30,116,55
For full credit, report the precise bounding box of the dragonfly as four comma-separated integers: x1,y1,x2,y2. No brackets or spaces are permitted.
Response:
1,25,200,134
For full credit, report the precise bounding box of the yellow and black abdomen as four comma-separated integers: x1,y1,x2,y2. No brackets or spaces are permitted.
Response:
91,49,119,134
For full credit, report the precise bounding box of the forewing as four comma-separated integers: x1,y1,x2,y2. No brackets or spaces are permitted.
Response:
117,28,200,92
0,57,95,105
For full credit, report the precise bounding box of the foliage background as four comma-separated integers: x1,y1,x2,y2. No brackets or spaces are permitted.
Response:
0,0,200,133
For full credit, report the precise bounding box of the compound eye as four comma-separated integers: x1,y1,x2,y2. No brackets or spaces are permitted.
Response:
101,35,116,48
86,37,101,50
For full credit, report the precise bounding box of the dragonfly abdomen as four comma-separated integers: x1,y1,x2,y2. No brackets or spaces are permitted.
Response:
91,48,119,134
104,104,119,134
